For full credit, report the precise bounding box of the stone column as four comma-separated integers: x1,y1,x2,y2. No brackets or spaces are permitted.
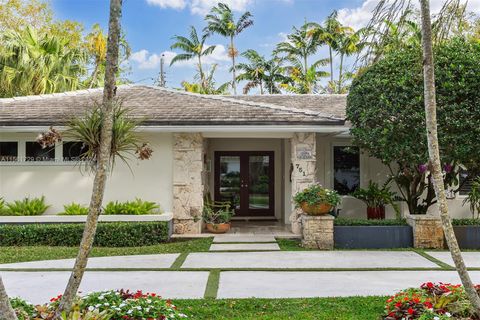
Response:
406,214,444,249
172,133,205,234
290,132,317,234
301,215,334,249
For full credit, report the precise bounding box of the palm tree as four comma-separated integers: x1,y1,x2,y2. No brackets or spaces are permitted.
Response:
281,58,329,94
274,24,321,78
204,2,253,94
0,275,16,320
181,63,229,94
263,56,289,94
55,0,124,316
336,28,365,93
236,49,266,94
170,26,216,92
0,26,86,97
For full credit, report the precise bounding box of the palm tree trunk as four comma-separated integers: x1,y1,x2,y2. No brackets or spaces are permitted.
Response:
54,0,123,317
230,36,237,95
338,53,344,94
329,45,334,85
0,276,16,320
197,55,205,91
259,79,264,95
89,61,100,89
419,0,480,315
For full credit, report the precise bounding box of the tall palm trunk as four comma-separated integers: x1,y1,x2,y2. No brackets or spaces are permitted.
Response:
259,79,264,94
88,61,100,89
338,53,344,93
230,36,237,94
54,0,123,317
0,276,16,320
197,55,205,91
419,0,480,314
329,45,334,85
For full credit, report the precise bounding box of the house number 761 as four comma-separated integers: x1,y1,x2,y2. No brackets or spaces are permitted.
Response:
295,164,307,176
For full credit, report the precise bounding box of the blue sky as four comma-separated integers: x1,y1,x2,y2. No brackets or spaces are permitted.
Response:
51,0,480,91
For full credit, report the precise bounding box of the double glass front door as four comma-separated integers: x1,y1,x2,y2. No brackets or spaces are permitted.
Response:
214,151,274,216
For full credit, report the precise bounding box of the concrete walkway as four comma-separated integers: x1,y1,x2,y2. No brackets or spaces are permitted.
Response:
2,249,478,304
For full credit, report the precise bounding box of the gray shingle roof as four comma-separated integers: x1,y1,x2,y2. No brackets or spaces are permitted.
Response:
0,85,347,127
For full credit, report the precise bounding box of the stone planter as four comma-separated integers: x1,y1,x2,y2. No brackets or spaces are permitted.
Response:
453,226,480,249
334,225,413,249
300,202,332,215
205,222,231,234
367,206,385,220
406,214,444,249
301,215,334,249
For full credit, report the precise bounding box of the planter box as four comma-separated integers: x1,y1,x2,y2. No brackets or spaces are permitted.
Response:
453,226,480,249
334,225,413,249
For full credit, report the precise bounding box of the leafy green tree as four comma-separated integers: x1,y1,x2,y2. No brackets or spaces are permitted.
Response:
347,37,480,215
181,64,229,94
0,26,86,97
170,26,216,92
204,2,253,94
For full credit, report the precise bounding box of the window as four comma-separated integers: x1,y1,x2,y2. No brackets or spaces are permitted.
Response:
25,142,55,161
0,142,18,161
333,146,360,195
63,141,88,161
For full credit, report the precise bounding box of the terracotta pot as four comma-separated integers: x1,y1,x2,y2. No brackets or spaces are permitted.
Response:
367,206,385,220
205,222,231,234
300,202,333,215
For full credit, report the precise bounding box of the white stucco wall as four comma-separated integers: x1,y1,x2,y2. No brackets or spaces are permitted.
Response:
0,132,173,214
315,134,472,219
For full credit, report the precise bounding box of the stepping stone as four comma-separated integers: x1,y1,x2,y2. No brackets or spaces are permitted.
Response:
217,270,480,298
182,251,440,269
0,254,180,270
210,243,280,251
426,251,480,268
213,235,276,243
2,271,209,304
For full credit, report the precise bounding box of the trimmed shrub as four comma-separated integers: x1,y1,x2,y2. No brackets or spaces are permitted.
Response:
59,202,89,215
3,196,49,216
103,199,161,215
334,217,408,226
452,218,480,226
0,222,170,247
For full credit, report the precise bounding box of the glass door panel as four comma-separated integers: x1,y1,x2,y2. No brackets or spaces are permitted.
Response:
248,155,271,210
218,155,241,211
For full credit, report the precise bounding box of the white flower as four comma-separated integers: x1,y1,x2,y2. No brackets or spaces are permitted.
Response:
104,302,110,306
445,312,451,317
147,299,151,303
119,303,126,307
88,306,94,311
136,306,142,310
98,296,104,300
127,310,132,314
145,308,150,312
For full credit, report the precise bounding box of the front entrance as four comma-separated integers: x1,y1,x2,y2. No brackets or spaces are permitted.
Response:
214,151,274,216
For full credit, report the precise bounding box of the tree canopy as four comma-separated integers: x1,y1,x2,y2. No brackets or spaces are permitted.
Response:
347,37,480,214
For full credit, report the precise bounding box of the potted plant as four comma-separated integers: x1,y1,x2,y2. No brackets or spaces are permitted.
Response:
351,181,400,220
202,205,234,234
293,184,341,215
462,177,480,219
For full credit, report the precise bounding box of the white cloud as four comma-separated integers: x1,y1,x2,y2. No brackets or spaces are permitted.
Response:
130,44,230,70
338,0,480,30
146,0,186,10
146,0,254,15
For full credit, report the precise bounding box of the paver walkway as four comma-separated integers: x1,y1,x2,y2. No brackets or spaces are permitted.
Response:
3,248,479,304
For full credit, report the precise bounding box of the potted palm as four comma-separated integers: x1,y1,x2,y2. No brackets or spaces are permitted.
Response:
351,181,399,220
293,184,341,215
202,205,234,234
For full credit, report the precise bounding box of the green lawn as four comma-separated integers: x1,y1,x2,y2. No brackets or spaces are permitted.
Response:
175,297,386,320
0,238,212,264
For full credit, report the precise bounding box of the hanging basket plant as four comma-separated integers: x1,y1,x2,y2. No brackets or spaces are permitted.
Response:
293,184,341,215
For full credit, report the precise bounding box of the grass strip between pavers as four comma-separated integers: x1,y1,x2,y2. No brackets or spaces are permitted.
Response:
204,269,220,299
414,250,454,269
170,252,189,269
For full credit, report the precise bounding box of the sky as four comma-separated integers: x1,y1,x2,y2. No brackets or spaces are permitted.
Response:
51,0,480,91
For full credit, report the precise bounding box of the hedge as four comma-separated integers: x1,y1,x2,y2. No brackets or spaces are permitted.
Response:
452,218,480,226
334,218,408,226
0,221,170,247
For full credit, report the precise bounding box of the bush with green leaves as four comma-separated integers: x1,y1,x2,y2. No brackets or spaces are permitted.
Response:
2,196,50,216
0,197,8,215
334,217,408,226
0,221,170,247
103,199,160,215
347,38,480,215
293,184,341,207
462,177,480,219
202,206,234,224
59,202,89,215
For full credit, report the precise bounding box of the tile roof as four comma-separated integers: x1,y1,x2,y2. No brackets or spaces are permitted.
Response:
0,85,347,127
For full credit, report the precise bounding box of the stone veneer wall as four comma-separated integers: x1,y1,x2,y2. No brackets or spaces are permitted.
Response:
172,133,205,234
301,215,334,249
406,214,444,249
290,132,317,234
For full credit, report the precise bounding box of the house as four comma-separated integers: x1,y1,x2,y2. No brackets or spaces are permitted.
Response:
0,85,471,234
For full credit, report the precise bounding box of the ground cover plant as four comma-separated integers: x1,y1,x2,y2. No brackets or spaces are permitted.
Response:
383,282,480,319
103,199,160,215
0,196,50,216
59,203,89,215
